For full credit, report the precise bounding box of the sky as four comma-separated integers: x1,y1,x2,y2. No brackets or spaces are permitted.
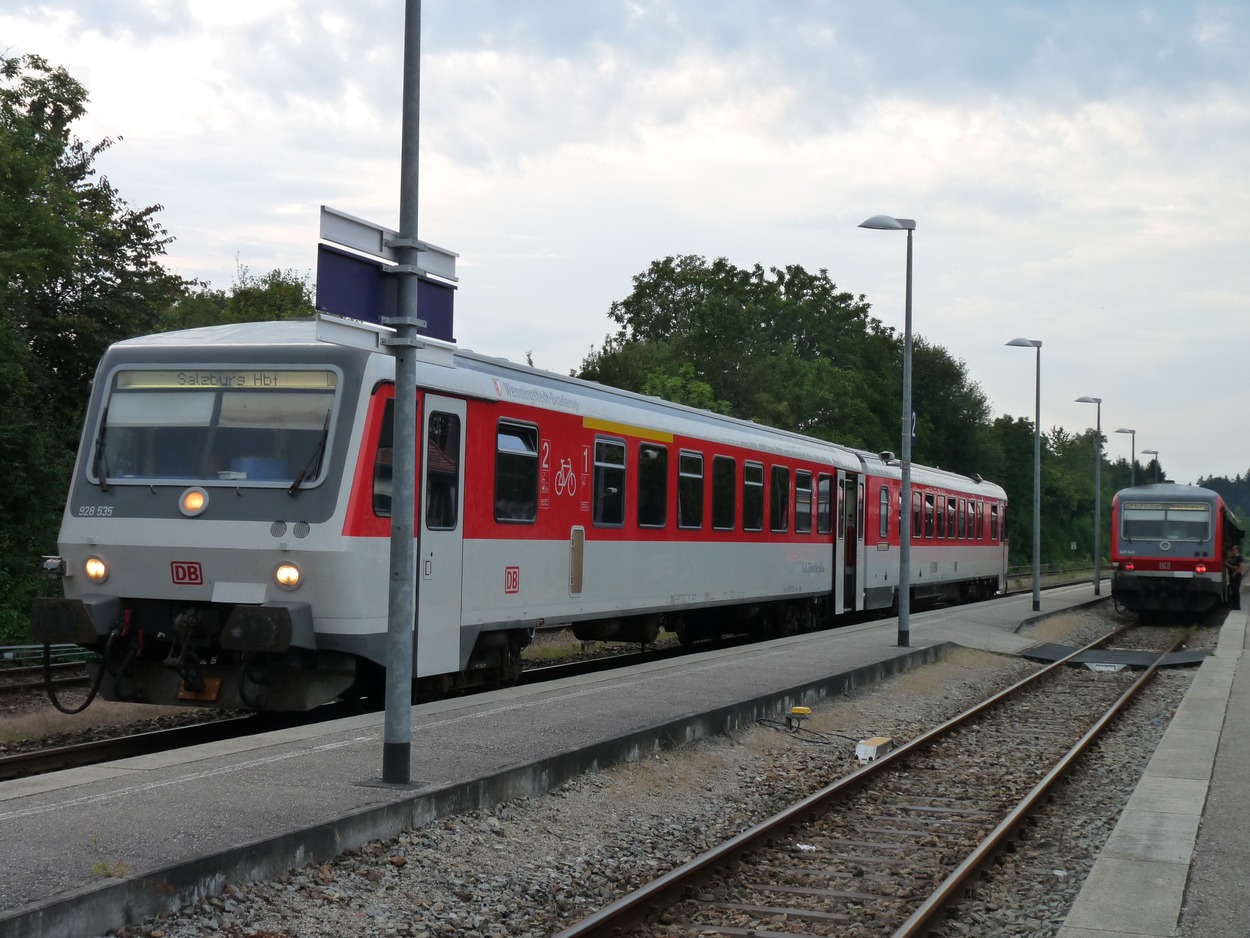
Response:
3,1,1249,486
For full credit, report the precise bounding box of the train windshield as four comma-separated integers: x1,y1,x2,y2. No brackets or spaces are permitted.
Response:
93,368,338,487
1120,502,1211,542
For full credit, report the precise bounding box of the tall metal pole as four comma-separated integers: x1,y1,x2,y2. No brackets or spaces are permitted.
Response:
899,227,913,647
1116,428,1136,488
859,215,916,648
1008,338,1042,612
1092,403,1101,595
1076,397,1102,595
1030,344,1041,612
383,0,424,786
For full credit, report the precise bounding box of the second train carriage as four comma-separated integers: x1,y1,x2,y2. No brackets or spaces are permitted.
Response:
32,314,1009,711
1110,483,1244,616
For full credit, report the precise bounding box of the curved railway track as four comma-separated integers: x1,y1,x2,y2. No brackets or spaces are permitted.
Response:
552,624,1183,938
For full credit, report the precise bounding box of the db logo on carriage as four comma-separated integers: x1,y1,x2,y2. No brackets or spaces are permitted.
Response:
504,565,521,594
171,561,204,585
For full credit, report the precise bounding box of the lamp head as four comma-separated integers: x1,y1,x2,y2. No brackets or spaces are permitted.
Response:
859,215,916,231
1006,337,1042,348
1075,396,1101,404
1115,428,1135,435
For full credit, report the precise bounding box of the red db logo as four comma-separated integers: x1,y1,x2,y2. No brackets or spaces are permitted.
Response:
171,561,204,585
504,565,520,594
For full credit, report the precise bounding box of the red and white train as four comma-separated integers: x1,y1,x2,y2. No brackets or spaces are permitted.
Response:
1110,483,1244,616
32,315,1008,711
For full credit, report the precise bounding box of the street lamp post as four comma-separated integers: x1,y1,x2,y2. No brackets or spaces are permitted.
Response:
1076,396,1102,595
1115,428,1137,487
1007,338,1042,612
1141,449,1159,483
859,214,916,647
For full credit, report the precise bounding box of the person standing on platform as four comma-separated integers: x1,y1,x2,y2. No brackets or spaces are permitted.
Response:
1225,544,1244,610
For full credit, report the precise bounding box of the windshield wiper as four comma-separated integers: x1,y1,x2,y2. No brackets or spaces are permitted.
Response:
91,406,111,493
288,410,332,496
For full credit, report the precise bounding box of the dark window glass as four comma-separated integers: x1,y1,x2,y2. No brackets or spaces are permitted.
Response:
795,470,813,534
947,497,957,539
744,461,764,531
373,398,395,516
924,493,936,538
958,498,967,538
879,485,889,538
991,504,1000,541
770,465,790,533
494,422,538,522
425,411,460,530
637,443,667,527
912,491,923,537
678,451,704,528
593,438,626,526
817,474,832,534
712,456,736,530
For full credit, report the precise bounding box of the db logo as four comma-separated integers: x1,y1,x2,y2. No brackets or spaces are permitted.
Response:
504,565,520,594
171,561,204,585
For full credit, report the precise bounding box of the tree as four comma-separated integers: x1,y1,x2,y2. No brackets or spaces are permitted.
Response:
0,54,188,639
165,265,315,331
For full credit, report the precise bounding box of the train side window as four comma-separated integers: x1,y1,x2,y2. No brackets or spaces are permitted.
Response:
912,491,923,537
494,421,538,523
770,465,790,533
924,493,936,538
991,504,1000,541
425,411,460,531
678,451,704,529
795,470,813,534
712,455,736,531
593,437,626,527
637,443,667,528
936,495,946,539
879,484,889,539
958,498,966,538
744,461,765,531
947,497,957,540
372,398,395,516
817,474,832,534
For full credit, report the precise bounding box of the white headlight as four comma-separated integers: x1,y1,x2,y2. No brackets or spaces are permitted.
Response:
274,562,302,590
84,556,109,583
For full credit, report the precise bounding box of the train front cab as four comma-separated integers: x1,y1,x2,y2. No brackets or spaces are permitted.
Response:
1110,484,1243,616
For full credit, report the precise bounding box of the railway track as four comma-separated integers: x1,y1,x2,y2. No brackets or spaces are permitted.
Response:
552,624,1182,937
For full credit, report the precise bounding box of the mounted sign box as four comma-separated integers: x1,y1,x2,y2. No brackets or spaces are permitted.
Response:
314,205,458,342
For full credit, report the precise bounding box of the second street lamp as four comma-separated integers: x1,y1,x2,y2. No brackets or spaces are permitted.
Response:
1007,338,1042,612
1116,428,1137,487
859,214,916,648
1075,396,1102,595
1142,448,1159,483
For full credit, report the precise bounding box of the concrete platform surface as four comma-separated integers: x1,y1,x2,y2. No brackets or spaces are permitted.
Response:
1058,600,1250,938
0,580,1198,938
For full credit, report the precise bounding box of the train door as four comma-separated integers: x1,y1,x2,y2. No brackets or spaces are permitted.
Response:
416,394,466,677
841,474,860,611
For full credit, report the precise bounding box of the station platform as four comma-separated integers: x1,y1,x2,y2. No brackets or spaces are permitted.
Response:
0,582,1234,938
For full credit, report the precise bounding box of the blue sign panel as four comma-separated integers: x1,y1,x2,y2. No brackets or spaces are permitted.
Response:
315,244,455,342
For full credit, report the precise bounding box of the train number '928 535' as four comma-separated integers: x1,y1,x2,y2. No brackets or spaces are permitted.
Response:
77,505,115,517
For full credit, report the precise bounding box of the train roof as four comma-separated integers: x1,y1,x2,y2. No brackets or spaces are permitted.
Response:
105,316,1006,496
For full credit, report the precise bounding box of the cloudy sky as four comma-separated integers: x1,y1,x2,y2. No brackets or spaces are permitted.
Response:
4,1,1248,485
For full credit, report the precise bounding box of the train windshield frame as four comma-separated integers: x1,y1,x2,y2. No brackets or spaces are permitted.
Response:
1119,501,1211,543
91,367,340,488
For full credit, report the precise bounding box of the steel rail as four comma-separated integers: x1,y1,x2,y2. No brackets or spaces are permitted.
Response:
551,625,1133,938
891,632,1185,937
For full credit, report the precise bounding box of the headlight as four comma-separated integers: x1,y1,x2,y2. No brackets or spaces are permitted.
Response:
180,487,209,517
84,556,109,583
274,562,302,590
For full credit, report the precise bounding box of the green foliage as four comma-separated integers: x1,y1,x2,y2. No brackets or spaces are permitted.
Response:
165,265,314,331
0,54,314,640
